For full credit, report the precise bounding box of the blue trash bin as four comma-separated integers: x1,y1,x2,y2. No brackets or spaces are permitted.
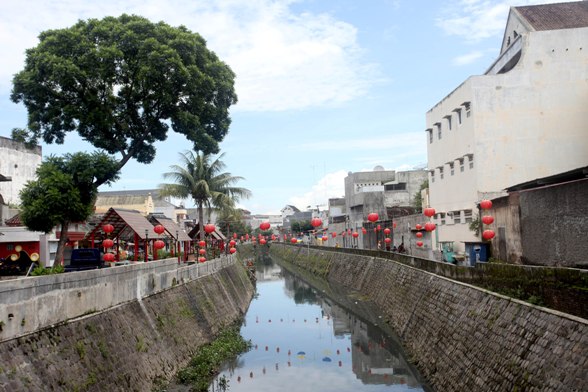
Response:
465,242,489,265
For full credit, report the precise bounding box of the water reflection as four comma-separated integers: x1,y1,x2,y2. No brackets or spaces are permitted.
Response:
210,258,431,391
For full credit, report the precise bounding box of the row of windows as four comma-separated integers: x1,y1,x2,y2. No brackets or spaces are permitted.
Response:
429,155,474,182
435,210,473,225
426,101,471,143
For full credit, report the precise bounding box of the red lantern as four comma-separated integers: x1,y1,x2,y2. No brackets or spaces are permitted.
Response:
384,237,391,244
198,240,206,248
291,237,298,244
416,241,423,247
480,200,493,210
332,232,337,238
271,235,276,241
361,227,367,234
383,228,391,235
352,232,359,238
233,233,237,239
102,224,114,234
153,224,165,235
102,239,114,248
204,224,216,234
241,235,245,241
229,247,237,254
103,252,115,262
482,215,494,225
322,236,328,241
415,224,422,230
376,224,381,231
424,208,436,217
482,230,495,240
424,222,436,232
367,213,379,223
229,240,236,247
245,234,250,240
199,248,206,255
260,238,267,245
259,222,271,231
198,257,206,263
416,232,423,238
154,240,165,250
310,218,322,228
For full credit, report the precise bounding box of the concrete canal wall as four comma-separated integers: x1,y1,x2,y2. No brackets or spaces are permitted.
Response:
270,245,588,392
0,257,254,391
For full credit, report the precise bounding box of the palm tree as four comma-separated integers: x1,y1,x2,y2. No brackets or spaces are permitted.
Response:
159,151,251,240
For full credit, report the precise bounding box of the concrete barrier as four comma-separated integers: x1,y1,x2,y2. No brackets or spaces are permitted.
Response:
0,256,234,342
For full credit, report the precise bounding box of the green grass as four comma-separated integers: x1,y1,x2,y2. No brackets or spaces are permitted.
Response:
176,327,251,391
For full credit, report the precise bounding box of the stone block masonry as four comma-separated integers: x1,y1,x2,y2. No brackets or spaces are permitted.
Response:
0,258,254,391
270,245,588,392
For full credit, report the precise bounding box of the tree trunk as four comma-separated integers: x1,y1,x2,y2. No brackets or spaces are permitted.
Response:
55,221,70,266
198,201,204,241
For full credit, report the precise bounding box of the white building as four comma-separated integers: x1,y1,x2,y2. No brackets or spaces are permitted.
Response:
425,1,588,254
0,137,42,207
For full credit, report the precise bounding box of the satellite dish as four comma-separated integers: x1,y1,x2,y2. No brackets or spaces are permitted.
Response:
373,165,385,171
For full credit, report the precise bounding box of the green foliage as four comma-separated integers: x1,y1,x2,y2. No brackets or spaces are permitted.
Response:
469,216,481,236
10,128,38,149
216,208,251,238
20,152,119,233
30,264,64,276
159,150,251,239
176,327,251,391
11,14,237,178
412,179,428,212
291,220,313,234
75,341,86,359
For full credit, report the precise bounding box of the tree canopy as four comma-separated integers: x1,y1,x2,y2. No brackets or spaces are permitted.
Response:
159,150,251,239
20,152,120,264
11,14,237,185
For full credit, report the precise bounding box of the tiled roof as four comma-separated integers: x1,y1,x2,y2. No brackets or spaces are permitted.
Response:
515,1,588,31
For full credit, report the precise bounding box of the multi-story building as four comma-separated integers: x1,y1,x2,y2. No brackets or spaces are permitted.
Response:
0,137,42,209
343,167,427,248
425,1,588,255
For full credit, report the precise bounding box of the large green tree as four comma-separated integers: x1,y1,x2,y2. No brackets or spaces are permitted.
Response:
159,151,251,240
11,14,237,185
20,152,120,264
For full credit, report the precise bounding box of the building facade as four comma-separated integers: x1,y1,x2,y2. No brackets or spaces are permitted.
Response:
0,137,42,208
425,2,588,255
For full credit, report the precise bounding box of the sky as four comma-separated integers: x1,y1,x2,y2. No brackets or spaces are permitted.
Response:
0,0,555,215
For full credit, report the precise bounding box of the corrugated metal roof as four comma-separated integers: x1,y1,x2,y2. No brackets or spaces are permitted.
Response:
515,1,588,31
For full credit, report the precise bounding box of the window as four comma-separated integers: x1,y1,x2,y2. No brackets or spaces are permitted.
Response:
444,115,452,130
469,157,474,169
454,108,462,125
435,122,442,140
460,160,465,172
453,211,462,224
450,163,455,176
439,167,444,180
463,102,471,118
6,244,13,251
464,209,473,223
430,171,435,183
385,183,406,191
426,128,433,144
438,213,446,225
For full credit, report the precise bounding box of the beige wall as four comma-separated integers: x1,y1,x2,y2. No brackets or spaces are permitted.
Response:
426,27,588,254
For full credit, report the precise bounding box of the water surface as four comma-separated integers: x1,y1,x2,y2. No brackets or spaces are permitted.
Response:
210,257,432,392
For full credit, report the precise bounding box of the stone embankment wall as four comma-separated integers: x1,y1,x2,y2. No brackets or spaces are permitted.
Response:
0,257,254,391
270,245,588,392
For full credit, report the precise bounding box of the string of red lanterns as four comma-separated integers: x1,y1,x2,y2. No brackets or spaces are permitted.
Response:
480,199,495,240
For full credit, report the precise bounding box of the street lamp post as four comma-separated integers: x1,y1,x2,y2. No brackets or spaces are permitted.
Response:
176,230,180,264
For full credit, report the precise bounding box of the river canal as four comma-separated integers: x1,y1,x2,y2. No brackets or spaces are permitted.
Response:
208,257,432,392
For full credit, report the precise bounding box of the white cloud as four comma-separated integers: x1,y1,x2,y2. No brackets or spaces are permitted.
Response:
435,0,555,42
0,0,379,112
452,50,484,66
288,169,347,211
